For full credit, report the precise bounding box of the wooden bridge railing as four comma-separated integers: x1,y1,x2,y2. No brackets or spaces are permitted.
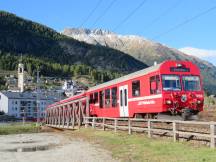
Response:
83,117,216,149
46,105,216,149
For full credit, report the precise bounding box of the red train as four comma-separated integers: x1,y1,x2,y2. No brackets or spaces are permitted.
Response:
47,60,204,120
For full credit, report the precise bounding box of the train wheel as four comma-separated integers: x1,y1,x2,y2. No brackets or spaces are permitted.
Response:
181,109,191,121
134,114,145,118
144,113,156,119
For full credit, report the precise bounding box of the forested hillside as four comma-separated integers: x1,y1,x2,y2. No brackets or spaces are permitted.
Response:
0,52,122,84
0,11,147,75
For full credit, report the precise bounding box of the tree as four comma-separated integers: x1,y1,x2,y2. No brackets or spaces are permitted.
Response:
26,63,33,75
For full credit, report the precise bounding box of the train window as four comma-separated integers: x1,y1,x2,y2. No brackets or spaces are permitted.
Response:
99,91,104,108
94,92,98,103
105,89,111,108
150,75,161,94
124,89,127,106
90,93,94,104
182,76,201,91
132,80,140,97
162,75,181,91
112,87,117,107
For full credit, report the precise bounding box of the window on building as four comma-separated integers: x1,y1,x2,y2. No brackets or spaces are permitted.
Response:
150,75,161,94
19,67,22,73
132,80,140,97
105,89,110,108
94,92,98,103
99,91,104,108
111,87,117,107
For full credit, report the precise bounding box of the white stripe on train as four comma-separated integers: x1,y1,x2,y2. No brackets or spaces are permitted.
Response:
93,94,162,106
128,94,162,102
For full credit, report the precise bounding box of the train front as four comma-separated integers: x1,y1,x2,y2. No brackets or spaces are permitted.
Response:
160,61,204,120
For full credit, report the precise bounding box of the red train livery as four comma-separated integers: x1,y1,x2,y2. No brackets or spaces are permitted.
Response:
47,60,204,120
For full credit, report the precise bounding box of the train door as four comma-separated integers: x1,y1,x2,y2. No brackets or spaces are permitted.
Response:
119,85,129,117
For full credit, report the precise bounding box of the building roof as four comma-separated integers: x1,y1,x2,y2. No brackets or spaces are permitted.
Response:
0,91,57,100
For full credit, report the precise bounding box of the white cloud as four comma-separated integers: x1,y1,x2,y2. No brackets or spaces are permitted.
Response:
179,47,216,58
179,47,216,66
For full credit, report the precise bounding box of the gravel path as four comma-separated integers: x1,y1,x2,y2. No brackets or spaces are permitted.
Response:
0,132,119,162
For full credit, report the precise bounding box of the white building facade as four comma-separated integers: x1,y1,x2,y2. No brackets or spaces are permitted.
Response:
0,92,57,119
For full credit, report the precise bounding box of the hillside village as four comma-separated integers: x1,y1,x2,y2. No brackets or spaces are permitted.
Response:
0,59,88,121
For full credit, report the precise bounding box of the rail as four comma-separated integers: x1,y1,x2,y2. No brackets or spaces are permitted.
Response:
83,117,216,149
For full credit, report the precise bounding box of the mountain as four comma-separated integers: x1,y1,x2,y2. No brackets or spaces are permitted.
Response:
179,47,216,66
0,11,147,75
62,28,216,94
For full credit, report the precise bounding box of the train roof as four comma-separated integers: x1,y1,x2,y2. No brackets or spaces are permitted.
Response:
88,62,162,92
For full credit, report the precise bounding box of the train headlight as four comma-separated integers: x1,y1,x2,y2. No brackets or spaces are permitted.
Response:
197,100,202,104
177,63,182,67
166,100,172,105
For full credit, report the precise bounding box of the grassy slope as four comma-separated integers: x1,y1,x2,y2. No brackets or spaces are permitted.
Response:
0,123,40,135
69,128,216,162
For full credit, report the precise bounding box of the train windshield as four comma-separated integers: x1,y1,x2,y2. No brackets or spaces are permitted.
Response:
182,76,201,91
162,75,181,91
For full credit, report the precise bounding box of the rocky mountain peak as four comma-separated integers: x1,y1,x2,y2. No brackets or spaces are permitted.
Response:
62,27,216,94
62,28,114,36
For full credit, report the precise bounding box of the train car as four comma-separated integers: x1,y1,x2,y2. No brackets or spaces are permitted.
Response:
46,60,204,120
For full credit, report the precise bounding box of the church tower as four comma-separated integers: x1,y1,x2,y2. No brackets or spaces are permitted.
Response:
18,63,24,92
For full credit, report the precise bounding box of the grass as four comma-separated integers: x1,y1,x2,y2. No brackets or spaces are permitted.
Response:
0,122,40,135
69,128,216,162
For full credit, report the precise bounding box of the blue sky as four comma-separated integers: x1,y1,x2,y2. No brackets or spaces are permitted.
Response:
1,0,216,64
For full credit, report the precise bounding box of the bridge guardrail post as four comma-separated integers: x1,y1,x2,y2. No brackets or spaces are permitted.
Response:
210,122,215,148
78,102,81,130
102,118,105,131
62,108,65,128
92,117,95,129
114,118,117,132
128,118,131,135
173,121,177,142
148,120,151,138
85,117,88,128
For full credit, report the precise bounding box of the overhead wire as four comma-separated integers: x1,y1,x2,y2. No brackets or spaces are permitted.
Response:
79,0,103,28
112,0,148,32
143,0,182,30
152,5,216,40
91,0,116,27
